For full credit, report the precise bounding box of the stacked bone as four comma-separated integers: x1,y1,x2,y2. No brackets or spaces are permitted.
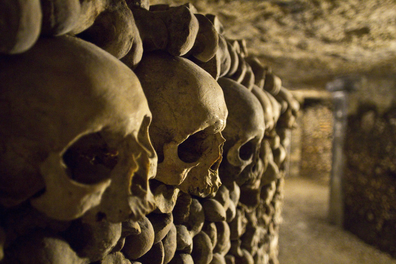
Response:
0,1,299,264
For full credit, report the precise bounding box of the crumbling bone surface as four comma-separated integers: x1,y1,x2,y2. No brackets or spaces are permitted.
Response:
0,2,299,264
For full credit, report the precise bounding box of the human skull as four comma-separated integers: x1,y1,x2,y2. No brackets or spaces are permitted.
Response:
134,51,228,198
0,35,156,222
218,78,265,187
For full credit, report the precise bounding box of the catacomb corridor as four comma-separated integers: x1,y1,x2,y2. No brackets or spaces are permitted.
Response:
0,0,396,263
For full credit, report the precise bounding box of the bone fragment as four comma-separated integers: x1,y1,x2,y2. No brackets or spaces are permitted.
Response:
147,212,173,244
245,57,267,89
154,5,199,56
202,198,226,222
162,223,177,264
173,193,193,225
122,216,155,260
241,63,255,91
0,0,42,54
185,198,205,237
4,230,85,264
64,218,122,262
252,85,275,132
101,252,132,264
176,225,193,252
205,14,224,35
191,231,214,264
189,14,219,62
40,0,81,36
229,208,247,240
234,248,254,264
262,159,280,186
151,180,180,214
122,219,141,237
213,221,231,256
260,182,277,205
225,255,235,264
168,253,194,264
266,91,282,125
77,0,140,59
226,40,239,77
263,71,282,96
190,34,230,80
137,241,165,264
228,53,246,83
273,144,287,167
238,187,260,210
214,185,230,211
126,0,150,10
226,200,237,223
127,7,168,52
240,225,262,257
210,253,226,264
183,3,198,13
69,0,107,34
228,182,240,206
110,237,126,253
202,222,218,250
276,87,300,114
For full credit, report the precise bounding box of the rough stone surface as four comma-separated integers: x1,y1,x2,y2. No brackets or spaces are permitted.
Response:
152,0,396,89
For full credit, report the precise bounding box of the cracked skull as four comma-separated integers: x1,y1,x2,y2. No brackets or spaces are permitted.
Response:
0,35,156,222
135,51,228,198
218,78,265,188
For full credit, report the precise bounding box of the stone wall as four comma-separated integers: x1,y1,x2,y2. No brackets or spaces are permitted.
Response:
0,1,299,264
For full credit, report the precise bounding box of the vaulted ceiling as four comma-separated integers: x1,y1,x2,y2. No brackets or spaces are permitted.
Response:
152,0,396,90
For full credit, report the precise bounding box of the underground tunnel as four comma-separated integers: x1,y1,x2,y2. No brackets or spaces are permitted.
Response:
0,0,396,263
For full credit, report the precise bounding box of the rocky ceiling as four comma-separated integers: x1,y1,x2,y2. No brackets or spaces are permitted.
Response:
151,0,396,90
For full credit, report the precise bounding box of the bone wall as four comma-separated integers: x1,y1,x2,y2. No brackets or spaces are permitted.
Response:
0,1,299,264
344,101,396,258
299,101,333,185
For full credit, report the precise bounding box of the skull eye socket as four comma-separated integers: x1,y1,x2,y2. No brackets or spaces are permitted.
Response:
178,130,208,163
239,140,255,161
62,132,119,184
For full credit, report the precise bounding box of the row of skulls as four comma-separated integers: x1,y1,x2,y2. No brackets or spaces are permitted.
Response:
0,0,299,263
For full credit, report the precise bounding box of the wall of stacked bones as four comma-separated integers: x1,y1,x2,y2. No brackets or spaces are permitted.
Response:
0,1,299,264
